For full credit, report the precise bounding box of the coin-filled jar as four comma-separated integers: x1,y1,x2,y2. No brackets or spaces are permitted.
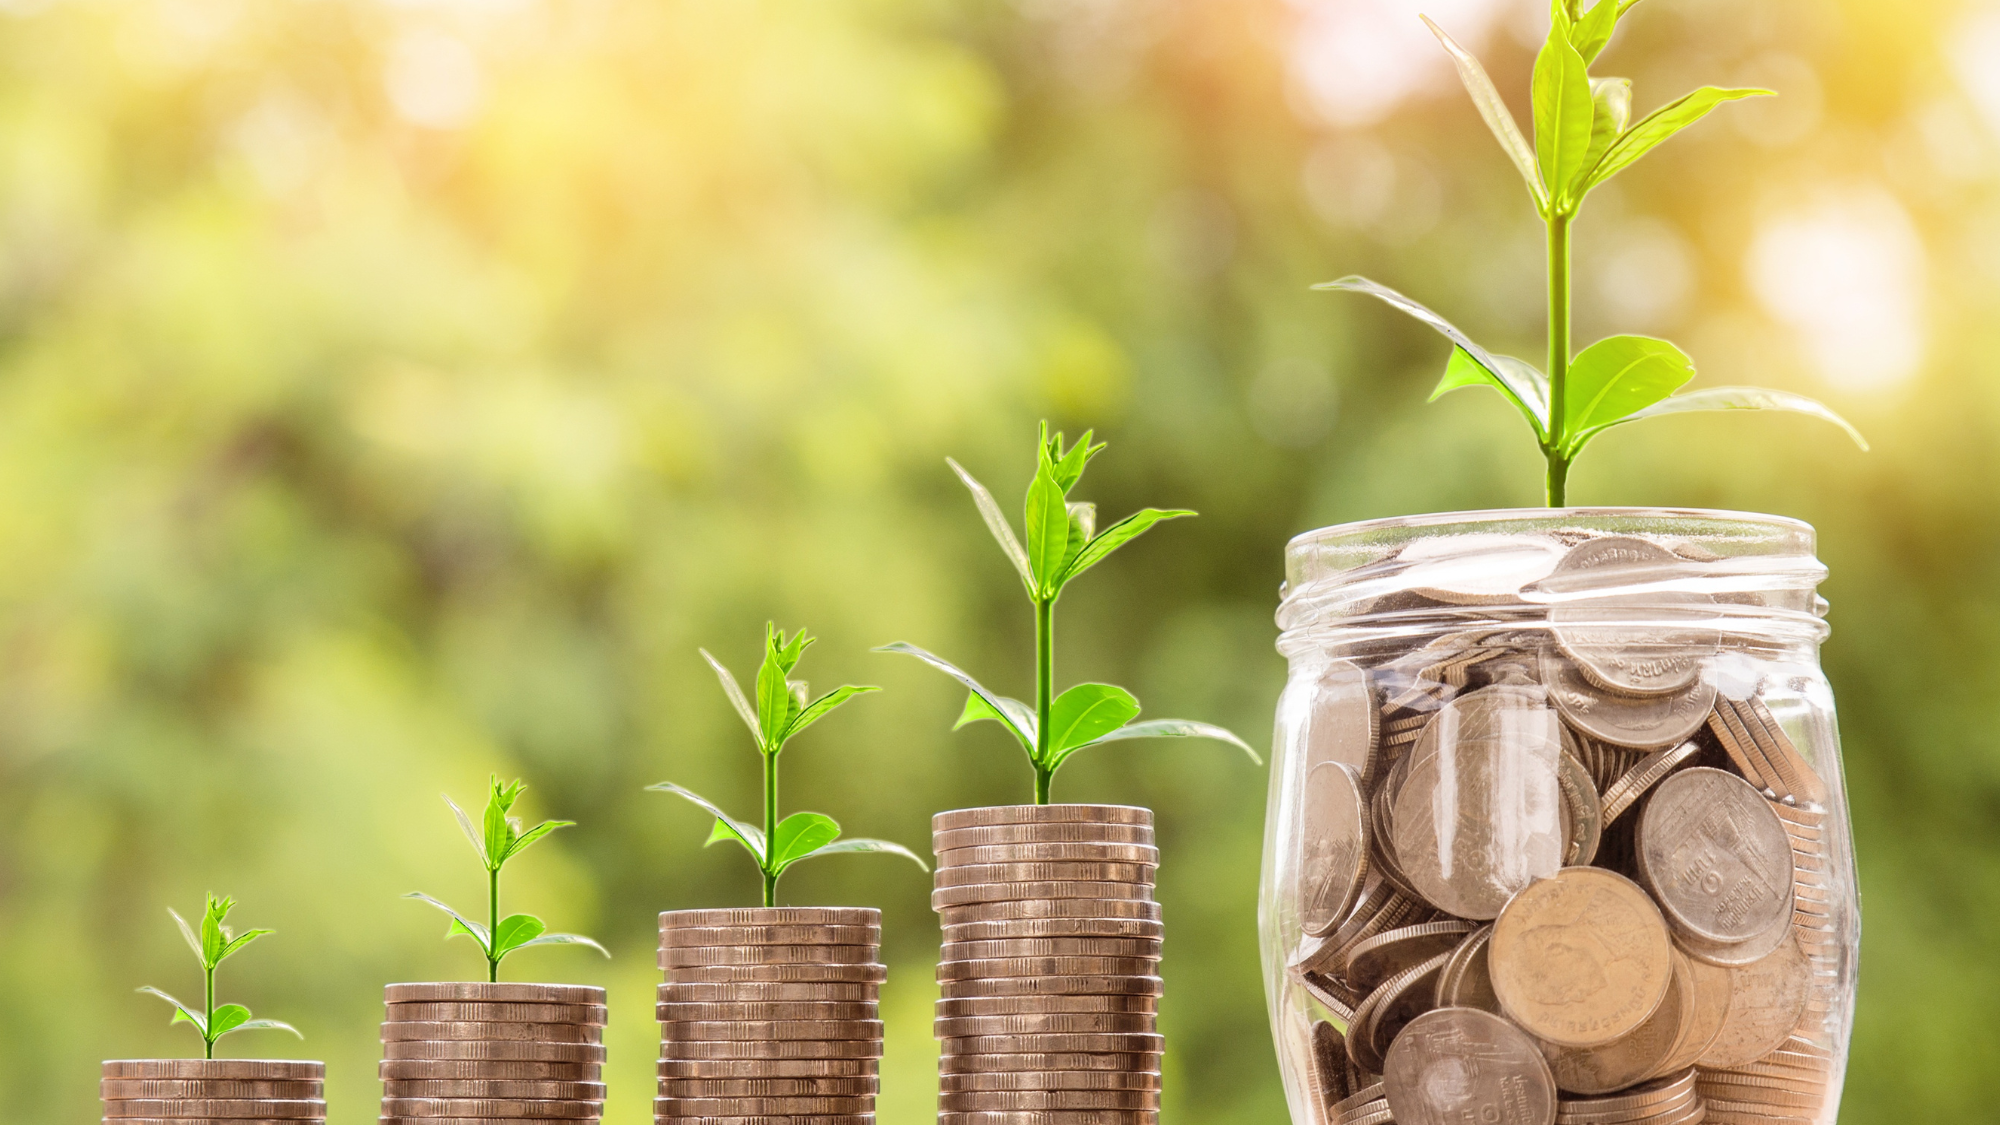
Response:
1260,510,1856,1125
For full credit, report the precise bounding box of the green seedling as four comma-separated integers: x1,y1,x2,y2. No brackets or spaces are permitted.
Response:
881,424,1259,804
407,776,608,983
652,624,929,908
139,893,299,1060
1321,0,1866,505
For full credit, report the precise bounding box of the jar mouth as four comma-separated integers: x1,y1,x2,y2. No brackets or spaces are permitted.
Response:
1278,507,1829,652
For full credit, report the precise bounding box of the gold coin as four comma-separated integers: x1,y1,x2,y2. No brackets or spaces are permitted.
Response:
938,1090,1158,1111
379,1021,600,1043
938,843,1161,867
384,1001,606,1025
941,1072,1160,1092
658,924,880,948
379,1098,597,1118
662,962,887,984
1651,956,1731,1077
936,995,1159,1017
663,1038,882,1060
942,918,1163,943
941,937,1162,961
932,824,1156,851
1490,867,1673,1048
938,1052,1159,1075
660,943,879,967
101,1099,324,1118
660,907,879,929
939,975,1163,1000
935,1013,1155,1037
932,883,1157,909
380,1079,604,1100
656,1001,875,1022
1381,1007,1556,1125
933,806,1153,832
100,1080,320,1100
936,956,1161,981
378,1060,599,1082
1696,931,1812,1068
659,1018,885,1041
658,981,879,1004
940,1033,1165,1055
936,862,1158,888
653,1095,874,1115
1543,947,1693,1094
385,983,603,1006
101,1061,324,1081
381,1041,605,1062
655,1057,875,1078
657,1076,879,1097
937,900,1161,925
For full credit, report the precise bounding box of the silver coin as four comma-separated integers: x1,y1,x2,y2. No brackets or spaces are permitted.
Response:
632,1117,871,1125
938,1052,1160,1074
937,900,1162,924
657,1076,879,1097
1544,653,1716,749
377,1060,599,1082
938,1090,1159,1111
662,962,887,984
1635,768,1795,945
100,1080,320,1100
1299,761,1369,936
935,1012,1156,1037
941,937,1162,960
102,1061,323,1081
1696,932,1813,1069
661,1038,883,1060
940,1033,1165,1055
1344,920,1478,995
1382,1007,1557,1125
940,1072,1160,1092
384,1001,606,1025
378,1079,604,1100
385,983,603,1006
932,824,1156,851
658,924,880,947
658,981,879,1003
937,862,1158,888
652,1095,875,1115
934,806,1153,832
1392,740,1564,920
932,882,1157,909
379,1020,600,1043
656,1000,875,1022
658,1018,885,1041
381,1041,605,1062
655,1057,876,1079
936,956,1161,981
937,995,1159,1017
937,843,1161,867
942,918,1163,943
378,1097,596,1118
1541,536,1717,697
660,942,879,967
660,907,879,929
1556,743,1602,865
938,975,1163,999
101,1099,325,1118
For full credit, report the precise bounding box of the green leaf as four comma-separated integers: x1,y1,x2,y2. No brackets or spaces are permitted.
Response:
504,818,572,862
1060,502,1094,578
199,894,229,968
946,457,1035,594
954,691,1037,756
770,811,843,871
1042,423,1101,491
404,892,492,955
1061,508,1195,586
219,927,273,963
1577,86,1773,196
1422,15,1546,210
1318,277,1549,440
1573,386,1869,456
138,986,206,1035
782,684,880,747
699,648,762,741
484,778,521,873
511,932,611,957
1433,347,1555,443
444,794,488,868
1569,0,1629,63
648,781,767,865
876,643,1036,749
492,913,546,957
1081,718,1263,765
756,626,798,749
1560,335,1696,454
209,1003,251,1037
790,837,931,872
1533,24,1594,206
1022,464,1071,596
168,908,203,965
1579,77,1632,191
1046,684,1142,757
229,1017,303,1038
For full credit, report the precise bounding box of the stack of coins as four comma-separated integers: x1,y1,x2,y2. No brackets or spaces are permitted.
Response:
102,1059,325,1124
932,805,1163,1125
377,982,607,1124
1276,533,1854,1125
656,907,884,1125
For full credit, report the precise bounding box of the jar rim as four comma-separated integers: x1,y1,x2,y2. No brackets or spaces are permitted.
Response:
1286,506,1813,557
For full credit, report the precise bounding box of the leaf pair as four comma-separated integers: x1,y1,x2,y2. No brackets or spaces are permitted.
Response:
1318,278,1868,465
705,625,880,757
404,892,606,965
449,776,571,875
877,642,1260,777
651,782,927,883
954,423,1192,605
1427,4,1769,217
139,988,297,1044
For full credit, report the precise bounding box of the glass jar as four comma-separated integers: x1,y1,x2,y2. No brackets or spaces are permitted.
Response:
1259,509,1856,1125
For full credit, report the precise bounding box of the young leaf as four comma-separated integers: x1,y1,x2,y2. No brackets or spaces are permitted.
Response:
648,781,767,865
1579,77,1633,190
445,794,489,868
227,1017,303,1038
1060,509,1195,586
1576,386,1869,453
876,643,1036,749
1431,348,1553,443
1317,277,1549,440
199,895,230,968
208,1003,251,1037
699,648,762,740
790,837,931,871
511,932,611,957
404,892,492,953
946,457,1035,593
492,913,547,957
138,986,207,1035
1533,24,1594,205
484,779,520,873
1082,719,1264,764
1577,86,1773,196
1045,684,1142,757
1422,15,1546,210
782,684,881,747
219,927,274,963
1569,0,1629,63
1023,465,1072,596
1043,424,1102,492
955,692,1038,754
1060,502,1094,577
756,628,795,749
169,908,203,965
504,818,573,862
1560,335,1696,453
769,811,843,871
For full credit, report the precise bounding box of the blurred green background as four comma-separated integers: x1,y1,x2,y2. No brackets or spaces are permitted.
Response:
0,0,1977,1120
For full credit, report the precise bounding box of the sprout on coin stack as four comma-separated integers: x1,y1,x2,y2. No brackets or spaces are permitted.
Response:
650,626,928,1125
383,777,610,1125
107,895,324,1125
881,427,1258,1125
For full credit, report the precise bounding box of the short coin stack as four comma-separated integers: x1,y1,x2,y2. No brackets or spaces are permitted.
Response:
102,1059,325,1124
377,982,607,1124
656,907,885,1125
932,805,1164,1125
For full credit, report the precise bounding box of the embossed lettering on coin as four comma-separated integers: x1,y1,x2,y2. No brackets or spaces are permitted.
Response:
1489,867,1672,1048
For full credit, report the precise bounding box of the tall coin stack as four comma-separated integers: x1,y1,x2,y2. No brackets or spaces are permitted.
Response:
102,1059,325,1124
377,982,608,1124
932,805,1164,1125
656,907,885,1125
